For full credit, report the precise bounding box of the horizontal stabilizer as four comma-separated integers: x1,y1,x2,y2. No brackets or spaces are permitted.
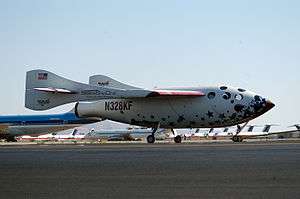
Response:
34,87,77,94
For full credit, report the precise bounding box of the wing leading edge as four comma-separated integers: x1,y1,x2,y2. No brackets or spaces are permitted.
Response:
147,90,205,97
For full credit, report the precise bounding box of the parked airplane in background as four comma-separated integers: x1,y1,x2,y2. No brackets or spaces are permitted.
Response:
288,124,300,131
25,70,275,143
191,124,299,142
0,111,100,141
53,128,87,141
19,127,174,142
19,129,86,142
231,124,278,142
84,127,173,141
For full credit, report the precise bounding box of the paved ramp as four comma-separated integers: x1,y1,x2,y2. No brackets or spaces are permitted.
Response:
0,142,299,198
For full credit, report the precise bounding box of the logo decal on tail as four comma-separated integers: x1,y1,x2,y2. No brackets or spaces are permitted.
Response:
37,73,48,80
37,99,50,106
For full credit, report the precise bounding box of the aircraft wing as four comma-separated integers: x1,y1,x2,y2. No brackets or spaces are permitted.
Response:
147,90,205,97
267,130,299,136
34,87,205,97
239,129,299,138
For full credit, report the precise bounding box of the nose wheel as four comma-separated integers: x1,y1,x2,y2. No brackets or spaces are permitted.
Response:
174,135,182,143
232,135,243,142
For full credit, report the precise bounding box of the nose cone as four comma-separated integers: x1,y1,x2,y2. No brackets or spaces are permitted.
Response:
265,100,275,110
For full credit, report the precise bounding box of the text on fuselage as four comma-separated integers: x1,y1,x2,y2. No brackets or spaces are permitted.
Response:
105,101,133,111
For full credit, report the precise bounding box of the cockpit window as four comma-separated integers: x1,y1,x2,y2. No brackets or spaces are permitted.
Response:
235,94,243,101
207,92,216,99
238,88,246,92
222,92,231,100
220,86,228,90
254,95,262,101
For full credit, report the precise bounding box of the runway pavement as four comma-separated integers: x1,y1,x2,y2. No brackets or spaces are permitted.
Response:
0,141,300,199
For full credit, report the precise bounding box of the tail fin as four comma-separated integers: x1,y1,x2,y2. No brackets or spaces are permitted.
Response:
72,129,78,136
89,75,141,90
25,70,107,110
25,70,151,111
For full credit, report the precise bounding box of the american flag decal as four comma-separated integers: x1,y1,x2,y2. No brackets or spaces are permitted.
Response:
38,73,48,80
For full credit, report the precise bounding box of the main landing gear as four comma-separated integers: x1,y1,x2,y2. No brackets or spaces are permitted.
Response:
146,125,182,144
171,129,182,143
146,134,155,144
147,124,160,144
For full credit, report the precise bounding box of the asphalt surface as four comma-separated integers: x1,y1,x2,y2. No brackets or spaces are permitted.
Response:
0,142,300,199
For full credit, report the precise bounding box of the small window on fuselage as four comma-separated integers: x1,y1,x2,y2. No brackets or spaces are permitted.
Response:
207,92,216,99
238,88,246,92
235,94,243,101
222,92,231,100
220,86,228,90
254,95,262,101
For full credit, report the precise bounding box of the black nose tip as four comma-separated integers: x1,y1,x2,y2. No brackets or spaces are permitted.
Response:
266,100,275,110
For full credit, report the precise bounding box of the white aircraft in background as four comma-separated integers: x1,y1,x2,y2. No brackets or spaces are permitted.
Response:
53,129,86,141
25,70,275,143
19,128,87,142
84,127,174,141
18,133,55,142
231,124,278,142
289,124,300,131
191,124,300,142
19,127,176,142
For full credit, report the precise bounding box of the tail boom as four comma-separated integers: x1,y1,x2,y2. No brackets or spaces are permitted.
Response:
25,70,150,110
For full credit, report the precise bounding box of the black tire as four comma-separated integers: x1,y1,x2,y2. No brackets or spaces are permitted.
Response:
147,135,155,144
7,137,17,142
174,135,182,143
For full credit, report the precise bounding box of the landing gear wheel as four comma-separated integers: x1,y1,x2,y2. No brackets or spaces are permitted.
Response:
174,135,182,143
147,135,155,144
6,136,17,142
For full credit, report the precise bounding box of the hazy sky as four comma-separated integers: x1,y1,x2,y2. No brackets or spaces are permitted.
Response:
0,0,299,129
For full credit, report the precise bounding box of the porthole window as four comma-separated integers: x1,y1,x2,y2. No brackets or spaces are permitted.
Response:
235,94,243,101
222,92,231,100
207,92,216,99
234,104,245,112
238,88,246,92
220,86,228,90
254,95,262,101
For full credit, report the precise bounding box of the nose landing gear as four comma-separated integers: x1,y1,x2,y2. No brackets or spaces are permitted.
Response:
232,135,243,142
174,135,182,143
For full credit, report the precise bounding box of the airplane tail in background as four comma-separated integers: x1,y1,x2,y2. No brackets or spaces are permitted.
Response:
72,129,78,136
25,70,152,111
